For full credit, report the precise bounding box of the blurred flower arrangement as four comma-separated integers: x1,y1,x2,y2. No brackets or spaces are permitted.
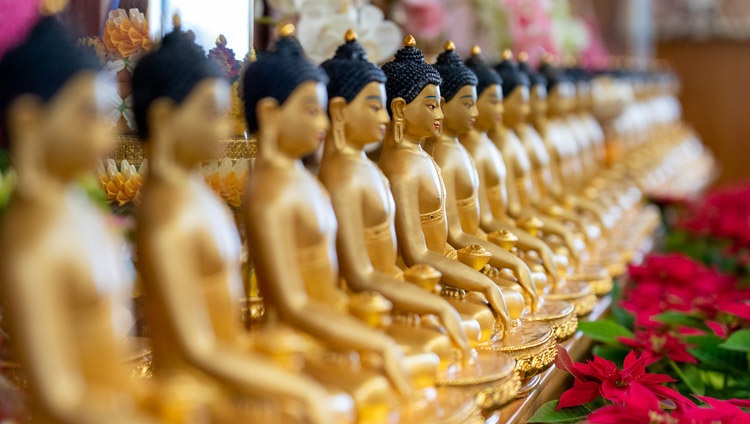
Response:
258,0,610,65
264,0,402,64
208,35,247,135
77,8,153,135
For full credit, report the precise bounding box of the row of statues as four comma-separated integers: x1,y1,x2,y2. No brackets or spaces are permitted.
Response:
0,14,698,424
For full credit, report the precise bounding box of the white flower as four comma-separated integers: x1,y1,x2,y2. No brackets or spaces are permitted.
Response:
105,51,145,76
296,0,401,64
104,83,136,132
267,0,303,16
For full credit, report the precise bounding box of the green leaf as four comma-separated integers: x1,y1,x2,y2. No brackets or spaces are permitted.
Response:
577,320,633,345
668,360,705,396
654,311,709,330
527,400,592,423
592,345,630,366
686,335,750,375
719,330,750,352
609,283,635,330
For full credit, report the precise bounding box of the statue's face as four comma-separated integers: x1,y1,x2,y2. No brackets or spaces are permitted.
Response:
171,78,231,165
442,85,478,136
40,72,111,180
503,85,530,125
402,84,443,139
277,81,329,158
550,82,575,114
474,84,503,132
530,84,548,120
344,81,389,148
576,81,591,110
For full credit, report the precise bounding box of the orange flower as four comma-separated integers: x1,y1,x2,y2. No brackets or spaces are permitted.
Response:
98,159,146,206
103,9,152,59
202,158,250,209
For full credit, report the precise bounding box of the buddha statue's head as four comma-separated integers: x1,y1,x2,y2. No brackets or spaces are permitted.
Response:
566,66,592,113
431,41,478,137
320,30,388,152
132,17,228,169
381,35,443,144
243,25,329,161
0,17,106,183
464,46,503,133
539,60,575,117
494,50,530,127
517,52,548,128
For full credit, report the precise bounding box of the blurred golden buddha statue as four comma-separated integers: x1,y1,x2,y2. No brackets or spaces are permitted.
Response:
0,17,159,424
133,20,352,424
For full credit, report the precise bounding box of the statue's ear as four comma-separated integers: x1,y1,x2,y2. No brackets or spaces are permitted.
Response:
148,97,176,138
256,97,280,130
329,97,346,123
6,94,42,143
391,97,406,119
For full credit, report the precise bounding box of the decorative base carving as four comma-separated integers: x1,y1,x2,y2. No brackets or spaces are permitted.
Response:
476,321,557,380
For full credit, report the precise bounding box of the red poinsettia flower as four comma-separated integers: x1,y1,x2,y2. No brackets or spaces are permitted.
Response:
705,320,729,338
587,383,669,424
674,396,750,423
554,347,694,411
589,384,750,424
618,329,697,365
622,253,750,328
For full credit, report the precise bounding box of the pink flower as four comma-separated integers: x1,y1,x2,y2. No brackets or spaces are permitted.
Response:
0,0,40,59
503,0,558,66
401,0,446,42
618,329,696,365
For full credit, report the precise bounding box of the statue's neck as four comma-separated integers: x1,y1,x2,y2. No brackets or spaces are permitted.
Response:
323,137,367,161
13,143,69,203
255,130,302,170
382,124,423,154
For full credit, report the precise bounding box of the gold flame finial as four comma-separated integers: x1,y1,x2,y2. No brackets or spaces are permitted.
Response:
502,49,513,60
404,34,416,47
278,23,295,38
518,51,529,62
541,52,556,65
345,29,358,42
470,45,481,56
172,13,181,30
443,40,455,52
216,34,227,48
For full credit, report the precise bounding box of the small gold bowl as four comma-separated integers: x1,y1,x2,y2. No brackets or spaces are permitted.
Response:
456,245,492,271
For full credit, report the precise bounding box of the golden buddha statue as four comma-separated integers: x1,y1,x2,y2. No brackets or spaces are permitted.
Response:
378,36,556,386
535,60,613,236
538,61,635,276
422,41,577,341
133,21,352,424
242,26,480,423
0,17,159,423
318,31,522,412
487,51,596,315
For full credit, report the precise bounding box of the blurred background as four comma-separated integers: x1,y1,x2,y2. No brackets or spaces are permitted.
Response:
64,0,750,186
